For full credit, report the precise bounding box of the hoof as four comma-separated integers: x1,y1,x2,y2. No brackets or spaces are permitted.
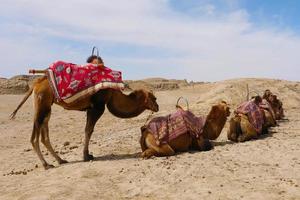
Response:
203,140,213,151
237,135,249,142
227,132,238,142
237,136,243,142
141,152,149,159
44,164,55,170
58,159,68,165
141,150,153,159
84,154,94,162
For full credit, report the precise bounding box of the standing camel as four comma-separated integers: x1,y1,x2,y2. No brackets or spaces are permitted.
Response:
140,101,230,158
11,76,159,169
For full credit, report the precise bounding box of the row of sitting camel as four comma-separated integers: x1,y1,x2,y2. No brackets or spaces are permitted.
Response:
10,76,284,169
228,90,284,142
140,101,231,158
140,90,284,158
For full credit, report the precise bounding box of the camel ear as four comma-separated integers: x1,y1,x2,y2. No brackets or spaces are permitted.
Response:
221,100,227,105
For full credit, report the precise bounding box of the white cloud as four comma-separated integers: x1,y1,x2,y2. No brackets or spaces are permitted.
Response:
0,0,299,81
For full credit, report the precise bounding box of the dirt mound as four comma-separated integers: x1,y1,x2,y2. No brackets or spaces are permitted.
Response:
1,75,195,94
188,78,300,112
0,75,41,94
125,78,192,91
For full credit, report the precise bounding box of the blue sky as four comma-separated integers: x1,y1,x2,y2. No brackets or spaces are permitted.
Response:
171,0,300,30
0,0,299,81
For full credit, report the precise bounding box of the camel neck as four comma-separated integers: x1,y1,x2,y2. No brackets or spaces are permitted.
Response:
203,113,227,140
106,90,146,118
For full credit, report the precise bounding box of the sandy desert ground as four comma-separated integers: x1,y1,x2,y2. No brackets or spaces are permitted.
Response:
0,78,299,200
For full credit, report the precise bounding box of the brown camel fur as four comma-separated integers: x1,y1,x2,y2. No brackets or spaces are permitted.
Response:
262,109,276,128
139,101,230,158
11,76,159,169
227,108,275,142
263,90,284,120
268,95,284,120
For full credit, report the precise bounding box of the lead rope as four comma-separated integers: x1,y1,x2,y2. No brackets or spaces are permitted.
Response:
143,111,154,126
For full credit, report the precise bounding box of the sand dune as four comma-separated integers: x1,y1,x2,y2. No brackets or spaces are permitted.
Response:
0,78,299,200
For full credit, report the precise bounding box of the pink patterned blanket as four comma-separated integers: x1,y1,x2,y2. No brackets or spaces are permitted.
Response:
47,61,124,103
146,109,206,145
236,100,264,133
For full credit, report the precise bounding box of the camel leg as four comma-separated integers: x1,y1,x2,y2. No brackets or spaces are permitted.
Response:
141,133,175,158
40,111,67,165
155,144,176,156
83,104,105,161
196,136,212,151
238,116,258,142
238,129,258,142
31,87,56,169
31,114,54,169
141,145,175,158
238,133,253,142
141,148,158,159
227,117,240,142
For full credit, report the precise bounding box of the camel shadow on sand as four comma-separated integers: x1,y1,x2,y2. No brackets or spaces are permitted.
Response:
211,140,235,147
211,129,277,148
258,130,276,140
58,129,279,169
64,152,141,166
94,152,140,161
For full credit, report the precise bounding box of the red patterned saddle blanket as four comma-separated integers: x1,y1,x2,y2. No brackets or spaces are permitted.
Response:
47,61,124,103
236,100,264,133
145,109,206,145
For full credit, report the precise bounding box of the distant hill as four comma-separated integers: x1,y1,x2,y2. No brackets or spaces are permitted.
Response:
0,75,42,94
0,75,204,94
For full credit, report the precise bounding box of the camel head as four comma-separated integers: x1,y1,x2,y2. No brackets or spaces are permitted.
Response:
221,101,231,117
203,101,230,140
251,95,263,105
267,94,284,119
208,101,231,119
263,90,284,119
132,90,159,112
263,89,272,99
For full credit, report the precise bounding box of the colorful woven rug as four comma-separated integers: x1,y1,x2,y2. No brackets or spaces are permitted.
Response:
47,61,124,103
236,100,264,134
146,109,206,145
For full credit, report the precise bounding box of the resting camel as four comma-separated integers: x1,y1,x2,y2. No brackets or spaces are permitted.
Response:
263,90,284,120
140,101,230,158
227,96,275,142
11,76,159,169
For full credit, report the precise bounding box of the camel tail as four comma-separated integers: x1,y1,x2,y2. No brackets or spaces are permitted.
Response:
10,87,33,120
